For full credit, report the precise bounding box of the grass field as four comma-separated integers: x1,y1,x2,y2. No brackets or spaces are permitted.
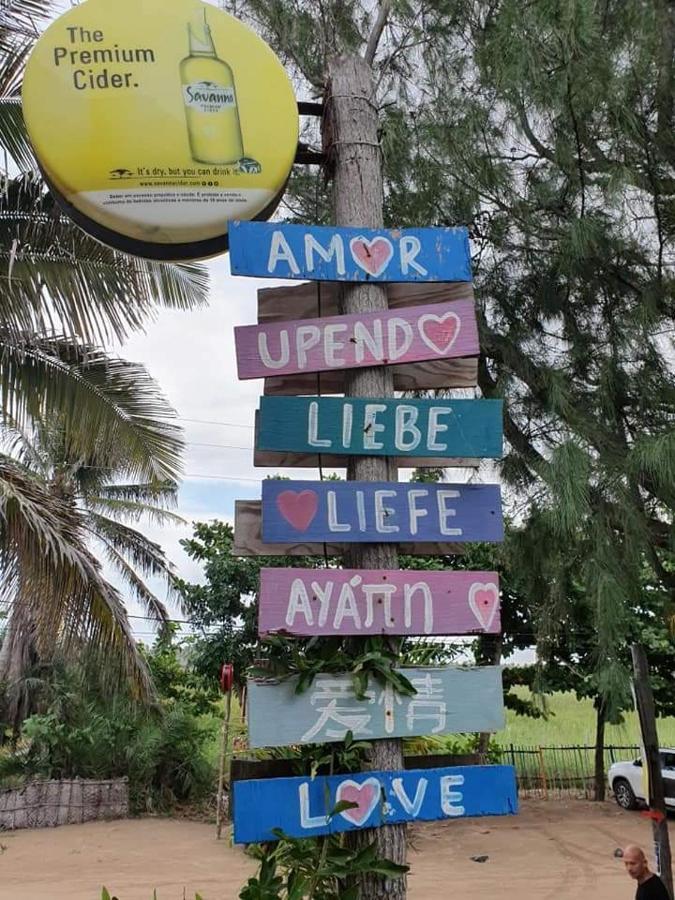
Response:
496,688,675,748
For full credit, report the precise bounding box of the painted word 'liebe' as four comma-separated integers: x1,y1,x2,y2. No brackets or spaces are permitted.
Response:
234,299,478,381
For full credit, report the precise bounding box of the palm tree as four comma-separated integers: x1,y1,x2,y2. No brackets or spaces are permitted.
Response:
0,1,210,723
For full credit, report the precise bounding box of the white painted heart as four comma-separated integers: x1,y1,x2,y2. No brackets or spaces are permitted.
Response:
350,236,394,278
417,311,461,355
468,582,499,631
336,777,381,826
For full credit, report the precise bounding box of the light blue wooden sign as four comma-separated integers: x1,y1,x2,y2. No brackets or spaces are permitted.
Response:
229,222,472,283
233,765,518,844
247,666,504,749
261,480,504,544
258,396,503,459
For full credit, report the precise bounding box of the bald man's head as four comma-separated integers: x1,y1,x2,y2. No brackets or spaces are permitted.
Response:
623,845,650,881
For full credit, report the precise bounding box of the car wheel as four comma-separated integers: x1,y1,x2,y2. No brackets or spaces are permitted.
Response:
613,778,638,810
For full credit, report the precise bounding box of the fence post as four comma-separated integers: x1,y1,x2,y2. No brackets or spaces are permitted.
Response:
538,746,548,799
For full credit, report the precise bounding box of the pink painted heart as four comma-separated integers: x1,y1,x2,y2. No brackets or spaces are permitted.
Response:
469,582,499,631
350,236,394,278
336,778,380,825
276,490,319,532
418,312,461,355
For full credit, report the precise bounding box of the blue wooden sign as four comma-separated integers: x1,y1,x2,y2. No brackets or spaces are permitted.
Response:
247,666,504,748
261,480,503,544
229,222,472,283
233,765,518,844
258,396,503,460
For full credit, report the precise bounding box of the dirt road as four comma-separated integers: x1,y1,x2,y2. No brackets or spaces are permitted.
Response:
0,799,661,899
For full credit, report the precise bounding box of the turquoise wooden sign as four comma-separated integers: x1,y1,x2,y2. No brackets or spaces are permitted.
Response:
247,666,504,748
229,222,472,283
232,765,518,844
257,396,503,459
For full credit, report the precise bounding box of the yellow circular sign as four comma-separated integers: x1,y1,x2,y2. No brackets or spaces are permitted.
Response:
23,0,299,260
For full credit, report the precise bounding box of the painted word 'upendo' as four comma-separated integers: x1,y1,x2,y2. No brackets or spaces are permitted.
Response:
258,568,500,637
234,299,478,381
228,221,472,283
257,396,503,459
232,765,518,844
261,480,504,544
246,666,505,748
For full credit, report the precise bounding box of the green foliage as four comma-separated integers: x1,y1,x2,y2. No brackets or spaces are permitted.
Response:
239,833,408,900
0,662,216,812
141,627,221,717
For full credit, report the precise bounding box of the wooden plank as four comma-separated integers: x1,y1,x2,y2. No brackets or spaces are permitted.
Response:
230,753,480,784
247,666,505,749
258,281,473,324
257,397,503,460
261,480,504,544
232,765,517,844
258,568,500,637
229,221,472,283
264,356,478,394
232,500,465,557
235,299,478,382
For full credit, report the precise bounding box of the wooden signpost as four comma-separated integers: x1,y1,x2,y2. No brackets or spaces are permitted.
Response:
232,764,518,844
257,396,503,460
235,299,478,381
261,480,503,544
258,568,500,637
247,666,505,748
229,221,472,283
258,569,500,637
226,56,515,879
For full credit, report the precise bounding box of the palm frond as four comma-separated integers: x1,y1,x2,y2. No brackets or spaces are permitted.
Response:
0,174,208,344
86,496,184,528
96,481,179,505
86,511,183,610
0,334,185,481
0,1,55,54
0,455,154,702
95,531,171,632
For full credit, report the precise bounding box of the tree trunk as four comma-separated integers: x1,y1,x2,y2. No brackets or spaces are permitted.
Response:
324,55,407,900
476,634,502,760
593,697,606,802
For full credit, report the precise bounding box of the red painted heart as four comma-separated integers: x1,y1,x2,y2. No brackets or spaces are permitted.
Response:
468,582,499,631
276,490,319,532
350,236,394,277
336,778,380,825
418,312,461,355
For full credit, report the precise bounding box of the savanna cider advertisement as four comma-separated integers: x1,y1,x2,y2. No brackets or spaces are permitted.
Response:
22,0,299,260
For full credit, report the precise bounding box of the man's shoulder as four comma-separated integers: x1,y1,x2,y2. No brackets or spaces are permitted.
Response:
636,873,671,900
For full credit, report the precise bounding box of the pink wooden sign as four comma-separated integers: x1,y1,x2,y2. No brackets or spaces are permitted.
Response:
258,568,500,637
234,299,478,381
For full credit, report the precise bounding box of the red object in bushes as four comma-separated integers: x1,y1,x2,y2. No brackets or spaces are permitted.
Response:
220,663,234,694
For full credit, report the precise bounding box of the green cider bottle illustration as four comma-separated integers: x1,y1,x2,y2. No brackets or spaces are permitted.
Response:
180,9,244,165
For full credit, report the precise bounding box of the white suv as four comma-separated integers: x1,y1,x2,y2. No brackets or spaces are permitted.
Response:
608,749,675,810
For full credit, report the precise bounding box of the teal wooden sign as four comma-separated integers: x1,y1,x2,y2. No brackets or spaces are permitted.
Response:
257,396,503,460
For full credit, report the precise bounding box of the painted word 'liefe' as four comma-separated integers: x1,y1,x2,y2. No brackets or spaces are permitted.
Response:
323,487,461,536
307,400,455,453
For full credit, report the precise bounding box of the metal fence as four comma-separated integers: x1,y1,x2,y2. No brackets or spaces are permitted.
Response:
494,744,640,799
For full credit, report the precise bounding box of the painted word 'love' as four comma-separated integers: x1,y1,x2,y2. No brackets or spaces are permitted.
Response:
232,765,518,844
257,396,503,459
247,666,505,748
258,568,500,637
228,221,472,283
261,480,504,544
235,300,478,381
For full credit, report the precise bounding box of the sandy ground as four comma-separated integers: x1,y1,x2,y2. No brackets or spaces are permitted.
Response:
0,799,665,899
